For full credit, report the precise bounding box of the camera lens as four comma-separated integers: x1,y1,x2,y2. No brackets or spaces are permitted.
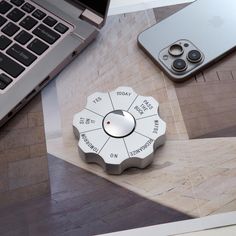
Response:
187,50,202,63
168,44,184,57
172,59,187,72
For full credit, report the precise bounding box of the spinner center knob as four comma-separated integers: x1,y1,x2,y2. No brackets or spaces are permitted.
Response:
103,110,136,138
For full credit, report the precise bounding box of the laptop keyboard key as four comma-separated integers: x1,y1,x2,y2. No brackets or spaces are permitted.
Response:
7,43,37,66
14,30,33,45
7,8,25,22
20,16,38,30
0,35,12,50
43,16,57,27
10,0,24,7
54,23,69,34
32,9,46,20
0,73,13,84
0,79,7,90
0,1,13,14
0,80,7,90
33,24,60,44
2,22,20,37
0,73,13,89
0,52,25,78
21,2,35,13
27,38,49,55
0,15,7,27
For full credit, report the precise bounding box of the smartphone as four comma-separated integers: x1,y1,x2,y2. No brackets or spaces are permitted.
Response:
138,0,236,82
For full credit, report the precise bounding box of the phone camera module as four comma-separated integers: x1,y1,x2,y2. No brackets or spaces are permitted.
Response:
187,50,202,63
168,44,184,57
172,59,187,72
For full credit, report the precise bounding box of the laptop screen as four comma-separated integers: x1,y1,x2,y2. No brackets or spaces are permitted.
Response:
76,0,110,17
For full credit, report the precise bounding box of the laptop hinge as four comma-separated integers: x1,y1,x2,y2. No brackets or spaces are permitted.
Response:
81,9,104,28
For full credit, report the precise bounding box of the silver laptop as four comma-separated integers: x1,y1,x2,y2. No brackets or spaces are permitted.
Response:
0,0,110,127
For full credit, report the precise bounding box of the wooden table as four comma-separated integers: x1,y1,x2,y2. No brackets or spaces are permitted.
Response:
46,4,236,218
0,0,193,209
0,94,50,208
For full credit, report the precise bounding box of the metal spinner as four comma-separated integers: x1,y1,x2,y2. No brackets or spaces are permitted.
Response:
73,87,166,174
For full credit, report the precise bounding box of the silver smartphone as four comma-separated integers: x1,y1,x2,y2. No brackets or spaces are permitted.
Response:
138,0,236,82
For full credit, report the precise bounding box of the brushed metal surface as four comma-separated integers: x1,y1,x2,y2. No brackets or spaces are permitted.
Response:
73,87,166,174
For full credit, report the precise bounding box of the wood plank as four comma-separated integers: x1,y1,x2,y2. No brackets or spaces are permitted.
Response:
0,155,191,236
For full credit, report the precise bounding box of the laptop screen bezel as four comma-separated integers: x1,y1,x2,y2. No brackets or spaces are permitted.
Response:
72,0,110,19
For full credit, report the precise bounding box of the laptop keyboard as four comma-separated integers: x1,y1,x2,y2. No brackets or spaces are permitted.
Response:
0,0,71,91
